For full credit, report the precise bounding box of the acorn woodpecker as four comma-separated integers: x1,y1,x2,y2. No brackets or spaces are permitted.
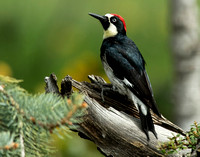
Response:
89,13,161,140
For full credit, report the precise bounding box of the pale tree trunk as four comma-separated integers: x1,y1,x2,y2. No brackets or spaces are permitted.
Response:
171,0,200,130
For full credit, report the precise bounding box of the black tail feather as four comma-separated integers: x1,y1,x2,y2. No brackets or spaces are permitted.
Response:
138,106,157,141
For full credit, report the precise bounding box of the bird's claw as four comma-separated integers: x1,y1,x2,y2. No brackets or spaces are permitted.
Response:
101,88,105,102
100,85,115,102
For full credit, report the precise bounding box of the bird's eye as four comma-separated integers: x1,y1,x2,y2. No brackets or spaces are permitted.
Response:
111,17,117,23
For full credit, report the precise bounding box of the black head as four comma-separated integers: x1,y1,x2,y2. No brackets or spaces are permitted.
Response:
89,13,127,39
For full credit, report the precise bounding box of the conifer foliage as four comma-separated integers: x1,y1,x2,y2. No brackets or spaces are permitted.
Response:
0,75,87,157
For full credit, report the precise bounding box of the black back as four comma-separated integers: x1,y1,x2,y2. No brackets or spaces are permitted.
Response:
101,34,161,116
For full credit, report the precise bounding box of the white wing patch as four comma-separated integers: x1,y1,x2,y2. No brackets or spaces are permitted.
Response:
128,91,147,116
140,103,147,116
123,78,147,116
123,78,133,87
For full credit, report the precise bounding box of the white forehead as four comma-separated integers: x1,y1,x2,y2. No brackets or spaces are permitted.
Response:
105,13,114,19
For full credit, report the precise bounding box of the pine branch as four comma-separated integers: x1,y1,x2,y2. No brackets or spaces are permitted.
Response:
0,75,87,157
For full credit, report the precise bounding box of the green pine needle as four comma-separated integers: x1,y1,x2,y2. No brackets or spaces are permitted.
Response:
0,75,87,156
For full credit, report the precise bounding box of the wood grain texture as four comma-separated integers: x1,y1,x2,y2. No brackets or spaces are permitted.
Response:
45,74,190,157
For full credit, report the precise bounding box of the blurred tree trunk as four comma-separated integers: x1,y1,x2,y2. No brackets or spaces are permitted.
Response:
171,0,200,130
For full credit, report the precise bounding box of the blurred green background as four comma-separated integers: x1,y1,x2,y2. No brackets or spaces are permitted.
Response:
0,0,174,156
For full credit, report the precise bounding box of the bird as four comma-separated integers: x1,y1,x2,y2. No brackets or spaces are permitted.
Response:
88,12,161,140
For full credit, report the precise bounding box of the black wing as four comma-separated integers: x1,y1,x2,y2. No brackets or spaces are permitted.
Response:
104,45,161,117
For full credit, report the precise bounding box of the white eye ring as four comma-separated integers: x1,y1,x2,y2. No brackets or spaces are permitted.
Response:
111,18,117,23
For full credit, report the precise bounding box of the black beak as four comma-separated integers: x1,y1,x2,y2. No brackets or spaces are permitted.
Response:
89,13,107,22
89,13,109,30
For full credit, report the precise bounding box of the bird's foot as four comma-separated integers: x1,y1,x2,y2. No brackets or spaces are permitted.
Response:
100,85,114,102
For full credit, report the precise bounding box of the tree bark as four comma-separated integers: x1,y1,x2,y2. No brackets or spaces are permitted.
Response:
171,0,200,130
45,74,192,157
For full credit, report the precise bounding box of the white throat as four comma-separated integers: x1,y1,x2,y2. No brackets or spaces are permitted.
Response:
103,14,118,39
